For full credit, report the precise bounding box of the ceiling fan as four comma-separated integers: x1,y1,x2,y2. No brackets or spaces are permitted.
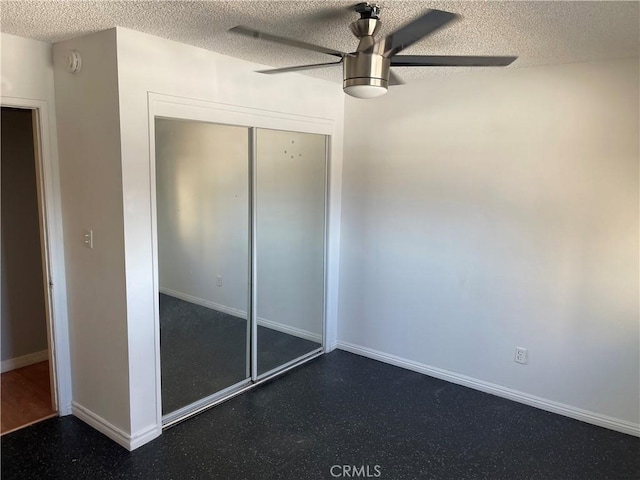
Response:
229,3,517,99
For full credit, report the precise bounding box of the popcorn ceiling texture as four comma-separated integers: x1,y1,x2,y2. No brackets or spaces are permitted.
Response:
1,1,638,83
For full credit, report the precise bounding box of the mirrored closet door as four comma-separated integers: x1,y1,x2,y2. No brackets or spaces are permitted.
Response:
156,118,251,418
255,129,326,376
155,117,327,424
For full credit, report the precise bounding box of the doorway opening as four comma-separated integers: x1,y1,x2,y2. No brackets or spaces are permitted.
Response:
1,106,57,434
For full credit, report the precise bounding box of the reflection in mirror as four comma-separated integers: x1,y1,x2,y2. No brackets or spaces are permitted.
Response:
156,118,250,416
256,128,326,376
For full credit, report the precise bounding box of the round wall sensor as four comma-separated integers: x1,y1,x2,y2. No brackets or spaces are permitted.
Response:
66,50,82,74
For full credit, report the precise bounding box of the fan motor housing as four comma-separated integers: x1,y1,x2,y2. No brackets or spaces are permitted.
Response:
343,53,390,90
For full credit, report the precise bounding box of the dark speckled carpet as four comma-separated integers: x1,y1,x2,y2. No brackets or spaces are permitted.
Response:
2,351,638,480
160,294,321,414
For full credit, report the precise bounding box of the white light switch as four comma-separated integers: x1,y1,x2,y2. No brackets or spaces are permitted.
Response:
83,229,93,249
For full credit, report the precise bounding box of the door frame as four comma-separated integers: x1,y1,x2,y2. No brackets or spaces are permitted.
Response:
1,97,72,415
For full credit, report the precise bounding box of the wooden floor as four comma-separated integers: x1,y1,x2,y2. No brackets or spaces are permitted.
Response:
1,361,56,435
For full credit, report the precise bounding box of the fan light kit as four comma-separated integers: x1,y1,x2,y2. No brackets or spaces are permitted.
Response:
230,3,517,99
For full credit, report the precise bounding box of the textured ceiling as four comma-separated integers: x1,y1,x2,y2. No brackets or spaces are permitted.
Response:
1,1,638,83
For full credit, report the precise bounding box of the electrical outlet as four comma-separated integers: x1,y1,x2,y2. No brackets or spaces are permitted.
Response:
514,347,528,364
216,275,223,287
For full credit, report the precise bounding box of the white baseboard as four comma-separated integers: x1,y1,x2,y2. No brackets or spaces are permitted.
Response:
337,341,640,438
1,349,49,373
72,402,131,449
129,423,163,450
72,402,161,451
160,287,246,319
257,318,322,343
160,287,322,343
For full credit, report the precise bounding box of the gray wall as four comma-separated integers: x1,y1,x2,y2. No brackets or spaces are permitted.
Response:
1,107,48,361
53,28,130,432
339,57,639,426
